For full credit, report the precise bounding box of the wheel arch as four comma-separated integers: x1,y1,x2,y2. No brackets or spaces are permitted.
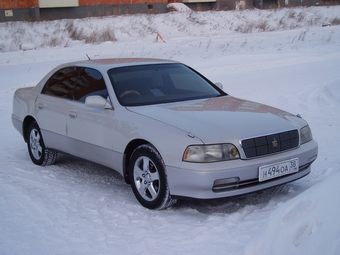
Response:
22,116,37,142
123,139,153,184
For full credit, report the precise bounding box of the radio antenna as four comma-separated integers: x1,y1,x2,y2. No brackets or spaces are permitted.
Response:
86,54,91,60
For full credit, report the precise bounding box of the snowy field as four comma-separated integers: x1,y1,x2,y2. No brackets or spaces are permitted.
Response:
1,5,340,255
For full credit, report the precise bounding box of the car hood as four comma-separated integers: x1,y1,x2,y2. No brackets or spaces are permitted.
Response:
127,96,306,144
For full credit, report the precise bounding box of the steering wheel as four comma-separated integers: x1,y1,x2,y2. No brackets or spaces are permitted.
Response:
120,90,141,99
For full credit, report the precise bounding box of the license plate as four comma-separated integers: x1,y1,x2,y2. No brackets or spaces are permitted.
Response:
259,158,299,182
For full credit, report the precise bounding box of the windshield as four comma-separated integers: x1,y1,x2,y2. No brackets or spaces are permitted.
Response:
108,63,225,106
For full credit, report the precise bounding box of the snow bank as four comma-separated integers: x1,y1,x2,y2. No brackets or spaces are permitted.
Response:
244,171,340,255
167,3,192,12
21,43,36,51
1,6,340,52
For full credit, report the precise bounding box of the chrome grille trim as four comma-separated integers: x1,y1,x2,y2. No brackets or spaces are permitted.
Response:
241,130,299,158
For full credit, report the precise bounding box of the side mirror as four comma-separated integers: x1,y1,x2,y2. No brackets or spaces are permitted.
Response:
215,82,223,90
85,95,112,109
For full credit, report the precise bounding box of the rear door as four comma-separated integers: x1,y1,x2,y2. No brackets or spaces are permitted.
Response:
36,67,78,151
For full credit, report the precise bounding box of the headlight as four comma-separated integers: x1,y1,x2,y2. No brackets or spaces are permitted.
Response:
183,144,239,163
300,125,313,144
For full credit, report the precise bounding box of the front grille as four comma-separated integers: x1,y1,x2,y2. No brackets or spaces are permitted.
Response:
241,130,299,158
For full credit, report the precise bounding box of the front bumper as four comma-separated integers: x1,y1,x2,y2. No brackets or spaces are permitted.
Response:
166,140,318,200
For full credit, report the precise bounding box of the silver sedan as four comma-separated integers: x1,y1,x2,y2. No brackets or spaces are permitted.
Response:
12,58,318,209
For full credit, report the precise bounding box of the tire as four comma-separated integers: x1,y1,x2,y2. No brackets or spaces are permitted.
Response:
128,144,176,210
26,122,57,166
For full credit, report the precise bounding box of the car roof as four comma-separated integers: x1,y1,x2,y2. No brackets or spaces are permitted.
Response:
58,58,180,71
33,58,181,93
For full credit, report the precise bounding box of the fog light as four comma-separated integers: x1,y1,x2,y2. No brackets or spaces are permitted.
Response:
214,177,239,186
213,177,240,192
308,155,317,163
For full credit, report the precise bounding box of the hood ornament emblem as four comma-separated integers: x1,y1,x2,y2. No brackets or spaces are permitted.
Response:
272,138,278,148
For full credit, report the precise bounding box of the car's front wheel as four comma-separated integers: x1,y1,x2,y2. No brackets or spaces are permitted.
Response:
26,121,57,166
129,144,176,209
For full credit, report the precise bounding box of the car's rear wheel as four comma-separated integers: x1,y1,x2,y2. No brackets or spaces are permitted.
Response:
129,144,176,209
26,122,57,166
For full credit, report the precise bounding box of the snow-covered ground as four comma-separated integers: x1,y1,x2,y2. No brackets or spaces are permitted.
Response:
1,5,340,255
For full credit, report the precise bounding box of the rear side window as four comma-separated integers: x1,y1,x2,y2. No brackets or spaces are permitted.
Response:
42,67,108,102
42,67,78,99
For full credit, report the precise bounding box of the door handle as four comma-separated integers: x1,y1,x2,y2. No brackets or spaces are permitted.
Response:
68,111,77,119
37,103,44,110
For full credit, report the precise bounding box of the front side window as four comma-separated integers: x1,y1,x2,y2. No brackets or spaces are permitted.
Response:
73,68,108,102
108,63,225,106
